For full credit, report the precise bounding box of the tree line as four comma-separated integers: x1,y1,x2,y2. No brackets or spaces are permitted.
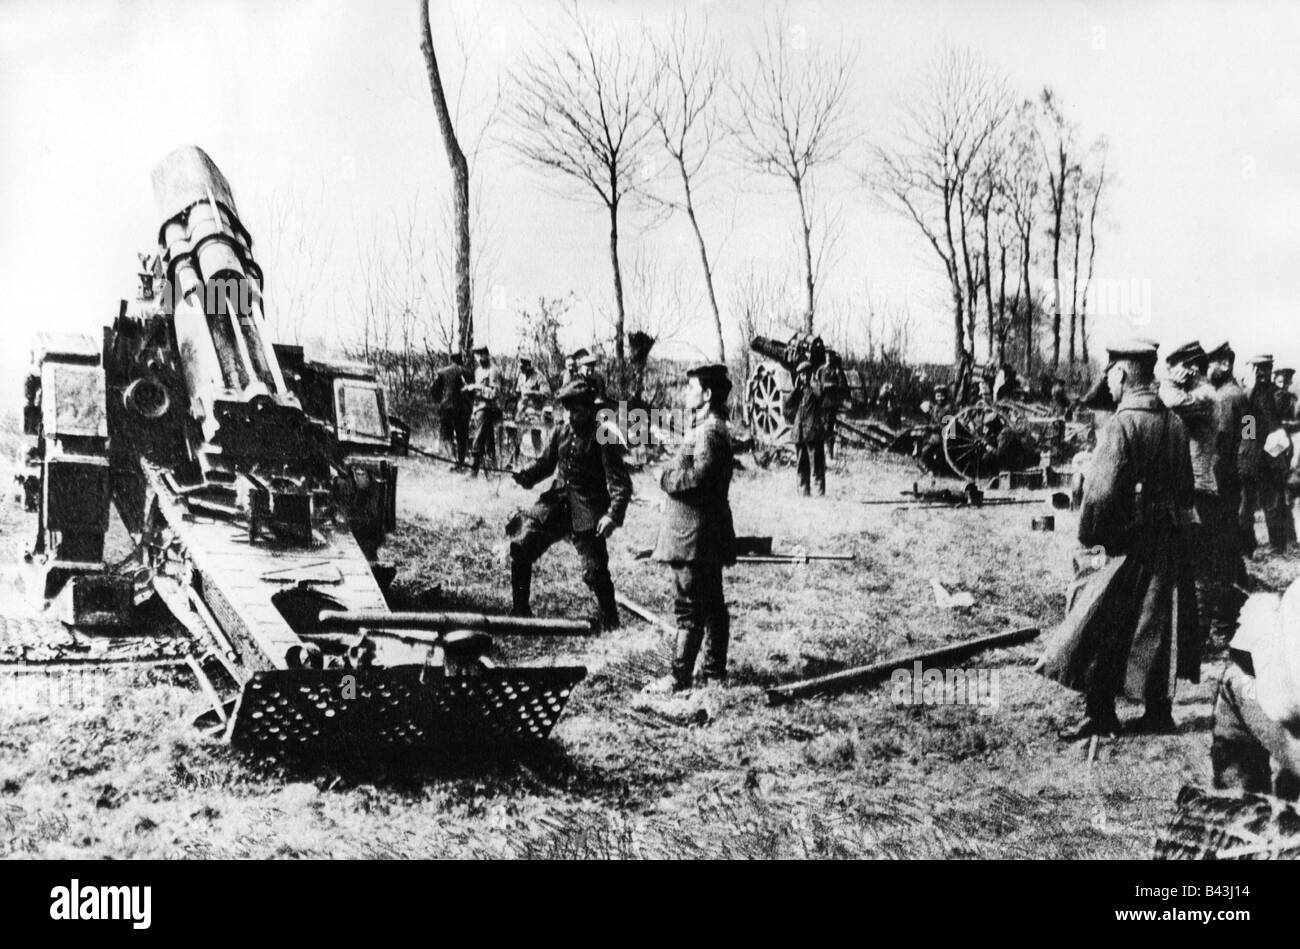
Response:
413,0,1108,392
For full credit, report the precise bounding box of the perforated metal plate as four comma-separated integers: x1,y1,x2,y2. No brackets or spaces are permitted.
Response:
226,665,586,758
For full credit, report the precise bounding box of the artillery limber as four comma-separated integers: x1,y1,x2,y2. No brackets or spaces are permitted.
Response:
17,146,589,758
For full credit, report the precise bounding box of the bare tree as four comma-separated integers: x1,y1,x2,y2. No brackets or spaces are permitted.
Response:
731,9,857,334
646,12,730,361
1003,101,1041,375
348,199,449,410
729,263,794,389
1078,139,1108,366
419,1,502,360
258,185,336,345
623,243,694,346
869,46,1011,361
420,0,471,357
507,3,656,388
1036,87,1080,372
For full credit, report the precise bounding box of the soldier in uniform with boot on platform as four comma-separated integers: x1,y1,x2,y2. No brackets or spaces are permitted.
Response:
507,379,631,630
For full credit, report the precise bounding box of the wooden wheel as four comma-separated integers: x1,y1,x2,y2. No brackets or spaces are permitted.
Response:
746,363,791,445
942,404,1003,479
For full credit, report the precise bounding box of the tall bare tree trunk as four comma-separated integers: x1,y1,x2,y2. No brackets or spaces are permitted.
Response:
609,196,627,385
679,162,725,361
1068,225,1081,366
1020,233,1033,378
420,0,472,359
795,179,815,333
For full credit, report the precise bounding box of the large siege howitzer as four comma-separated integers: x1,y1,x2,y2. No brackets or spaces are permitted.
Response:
744,334,851,446
19,146,588,758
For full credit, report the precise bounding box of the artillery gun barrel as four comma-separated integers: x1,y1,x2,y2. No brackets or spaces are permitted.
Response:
316,610,594,636
749,335,792,365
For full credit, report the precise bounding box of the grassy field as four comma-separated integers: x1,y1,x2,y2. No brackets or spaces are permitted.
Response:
1,440,1286,859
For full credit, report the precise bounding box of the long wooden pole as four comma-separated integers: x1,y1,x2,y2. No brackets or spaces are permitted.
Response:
766,626,1040,706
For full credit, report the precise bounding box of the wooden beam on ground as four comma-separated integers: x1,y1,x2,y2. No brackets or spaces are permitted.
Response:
766,626,1041,706
614,592,676,635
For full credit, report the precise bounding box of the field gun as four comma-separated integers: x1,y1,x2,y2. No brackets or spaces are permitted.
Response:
19,146,588,758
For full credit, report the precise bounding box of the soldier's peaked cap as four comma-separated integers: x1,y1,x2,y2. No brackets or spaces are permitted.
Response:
472,345,490,356
1246,353,1275,366
578,353,600,366
555,379,597,404
687,363,731,389
1104,338,1158,365
1276,367,1295,377
1202,339,1233,360
1165,340,1206,367
570,347,590,360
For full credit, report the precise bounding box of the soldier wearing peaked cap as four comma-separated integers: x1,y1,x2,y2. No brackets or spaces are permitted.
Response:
1037,340,1202,738
508,378,631,631
467,346,503,477
1160,339,1236,647
1273,367,1299,545
783,358,827,495
645,364,736,693
1240,354,1292,553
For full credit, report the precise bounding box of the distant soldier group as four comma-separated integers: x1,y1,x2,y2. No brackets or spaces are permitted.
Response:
1039,338,1300,797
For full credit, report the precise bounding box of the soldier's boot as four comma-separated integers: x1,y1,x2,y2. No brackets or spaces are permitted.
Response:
1127,697,1177,735
509,556,533,618
586,570,620,631
671,625,706,691
1057,694,1120,741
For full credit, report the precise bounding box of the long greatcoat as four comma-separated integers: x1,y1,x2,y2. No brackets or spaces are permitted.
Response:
1038,386,1202,702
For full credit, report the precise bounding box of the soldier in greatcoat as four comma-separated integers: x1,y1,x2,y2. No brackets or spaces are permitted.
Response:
1037,340,1201,739
645,364,736,693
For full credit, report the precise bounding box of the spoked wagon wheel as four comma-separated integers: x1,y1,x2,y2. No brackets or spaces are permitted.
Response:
745,363,791,445
942,405,1005,480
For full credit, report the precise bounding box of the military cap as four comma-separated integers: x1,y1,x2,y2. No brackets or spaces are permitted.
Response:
1275,367,1295,378
570,347,590,361
1202,339,1233,360
795,360,814,374
1246,353,1274,366
578,352,600,367
1164,340,1206,367
933,383,950,394
555,379,597,404
687,362,731,394
1104,339,1158,366
472,345,490,356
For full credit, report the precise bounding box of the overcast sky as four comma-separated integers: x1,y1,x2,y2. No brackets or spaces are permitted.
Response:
2,0,1299,387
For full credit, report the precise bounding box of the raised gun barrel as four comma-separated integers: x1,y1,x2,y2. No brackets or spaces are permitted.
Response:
750,335,794,367
316,610,595,636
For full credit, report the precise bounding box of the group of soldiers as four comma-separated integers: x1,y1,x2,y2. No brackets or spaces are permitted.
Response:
430,346,609,475
1039,338,1300,799
503,362,737,694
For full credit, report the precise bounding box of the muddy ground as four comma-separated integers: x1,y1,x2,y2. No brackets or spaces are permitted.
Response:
1,435,1292,859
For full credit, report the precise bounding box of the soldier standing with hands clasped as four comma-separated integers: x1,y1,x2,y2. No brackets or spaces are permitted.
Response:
645,364,736,694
